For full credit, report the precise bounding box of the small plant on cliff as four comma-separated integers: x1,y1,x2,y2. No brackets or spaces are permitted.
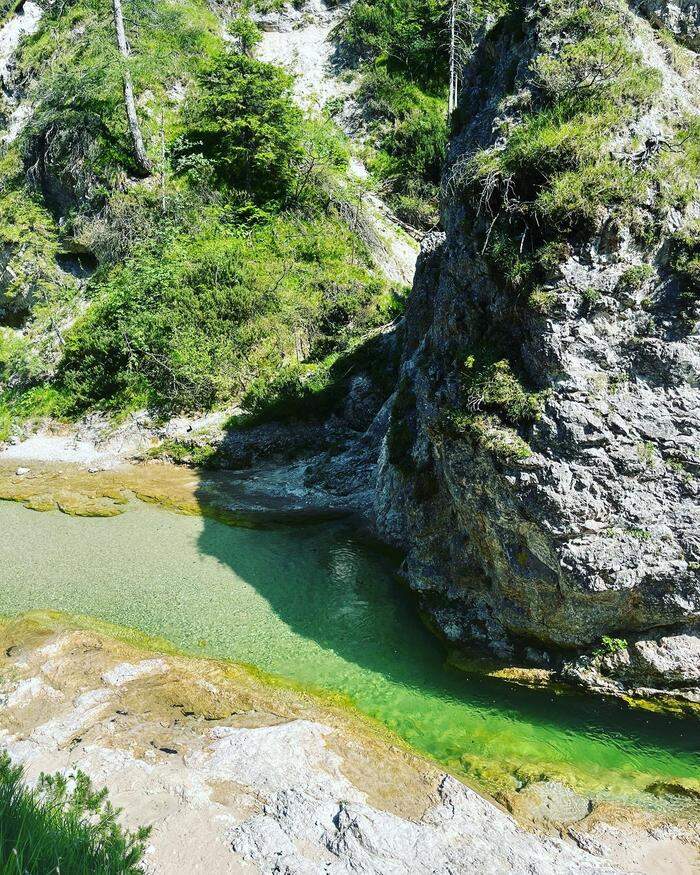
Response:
593,635,628,657
616,264,654,295
462,354,543,425
439,348,542,463
0,754,149,874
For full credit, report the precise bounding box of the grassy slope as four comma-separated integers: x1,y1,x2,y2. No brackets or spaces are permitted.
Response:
0,0,406,433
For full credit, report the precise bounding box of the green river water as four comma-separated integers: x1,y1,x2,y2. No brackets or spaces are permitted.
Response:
1,498,698,806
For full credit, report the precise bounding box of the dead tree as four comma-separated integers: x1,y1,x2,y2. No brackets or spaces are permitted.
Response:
448,0,458,117
447,0,470,120
112,0,152,175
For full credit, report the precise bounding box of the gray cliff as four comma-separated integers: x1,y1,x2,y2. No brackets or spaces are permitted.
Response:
372,0,700,704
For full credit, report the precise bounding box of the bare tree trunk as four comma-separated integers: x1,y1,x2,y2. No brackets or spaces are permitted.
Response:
448,0,458,118
112,0,152,175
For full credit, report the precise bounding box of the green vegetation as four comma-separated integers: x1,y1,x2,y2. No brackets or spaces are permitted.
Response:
336,0,453,227
616,264,654,295
593,635,628,657
0,0,405,424
441,410,534,461
240,321,403,424
581,286,602,313
527,286,558,315
57,208,396,413
461,351,543,426
0,754,149,874
458,0,671,302
177,53,347,208
657,27,694,75
146,436,217,466
0,386,69,441
439,345,543,463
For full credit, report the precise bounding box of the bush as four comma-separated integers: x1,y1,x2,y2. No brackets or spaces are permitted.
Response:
441,410,533,462
241,363,339,422
0,753,149,874
462,353,543,425
593,635,628,657
338,0,449,90
57,209,392,413
616,263,653,294
178,53,346,207
337,0,451,229
0,386,70,441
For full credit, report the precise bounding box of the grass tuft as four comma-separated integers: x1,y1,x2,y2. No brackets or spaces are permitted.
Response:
0,753,149,874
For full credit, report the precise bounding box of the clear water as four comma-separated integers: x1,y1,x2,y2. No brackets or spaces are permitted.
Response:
1,499,698,804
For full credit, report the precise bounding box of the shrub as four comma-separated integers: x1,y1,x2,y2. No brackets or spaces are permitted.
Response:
527,287,558,314
580,286,602,313
0,386,70,440
57,205,394,414
535,159,644,234
178,53,347,208
0,753,149,874
440,410,533,461
593,635,628,657
616,263,654,294
356,68,446,227
241,363,338,422
338,0,449,90
462,354,543,425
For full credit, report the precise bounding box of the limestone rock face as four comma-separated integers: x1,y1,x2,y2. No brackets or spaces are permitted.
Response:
374,0,700,698
635,0,700,49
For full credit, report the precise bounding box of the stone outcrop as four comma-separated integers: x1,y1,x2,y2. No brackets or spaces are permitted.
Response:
372,0,700,700
636,0,700,49
2,615,663,875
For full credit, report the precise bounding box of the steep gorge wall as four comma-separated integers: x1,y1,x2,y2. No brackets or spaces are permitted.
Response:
374,0,700,701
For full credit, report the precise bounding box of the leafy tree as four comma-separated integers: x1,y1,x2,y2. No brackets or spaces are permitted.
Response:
178,54,307,204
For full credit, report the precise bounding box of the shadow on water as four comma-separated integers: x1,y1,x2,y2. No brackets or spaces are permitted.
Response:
192,470,700,791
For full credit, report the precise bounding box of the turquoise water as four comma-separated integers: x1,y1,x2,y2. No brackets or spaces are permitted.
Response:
1,499,698,804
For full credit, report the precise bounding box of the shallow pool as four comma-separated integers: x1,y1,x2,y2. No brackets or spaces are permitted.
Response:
1,499,698,805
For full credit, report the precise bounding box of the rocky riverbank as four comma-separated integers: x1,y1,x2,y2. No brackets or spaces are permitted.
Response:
0,612,698,874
